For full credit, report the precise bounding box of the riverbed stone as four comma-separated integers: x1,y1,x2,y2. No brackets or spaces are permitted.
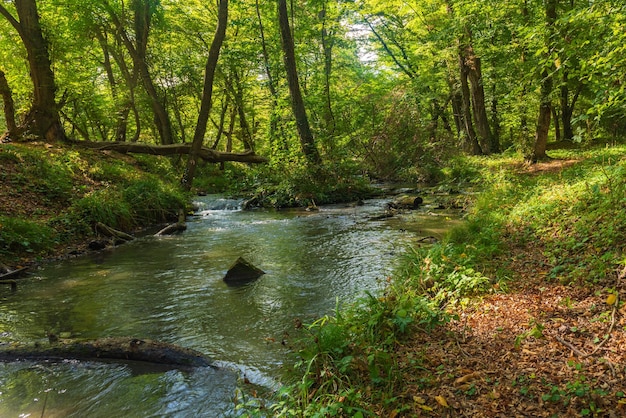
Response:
223,257,265,285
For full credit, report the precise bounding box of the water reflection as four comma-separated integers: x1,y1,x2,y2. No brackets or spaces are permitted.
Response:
0,196,460,416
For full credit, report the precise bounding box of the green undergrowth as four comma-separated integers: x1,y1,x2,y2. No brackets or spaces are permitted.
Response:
0,143,188,265
226,160,378,208
237,143,626,417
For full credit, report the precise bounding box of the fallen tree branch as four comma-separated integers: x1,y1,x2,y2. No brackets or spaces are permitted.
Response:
0,267,28,280
70,140,269,164
95,222,135,243
555,335,587,358
555,266,625,359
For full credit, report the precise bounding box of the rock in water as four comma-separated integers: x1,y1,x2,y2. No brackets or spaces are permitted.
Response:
223,257,265,285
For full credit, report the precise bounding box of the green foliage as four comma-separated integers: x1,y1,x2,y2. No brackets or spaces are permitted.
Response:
70,189,134,231
123,177,187,223
0,216,56,257
243,161,376,208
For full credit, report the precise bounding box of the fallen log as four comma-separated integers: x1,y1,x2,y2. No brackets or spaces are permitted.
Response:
95,222,135,243
70,140,269,164
0,337,213,367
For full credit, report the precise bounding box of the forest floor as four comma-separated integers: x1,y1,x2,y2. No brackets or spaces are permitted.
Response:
396,250,625,417
385,159,626,417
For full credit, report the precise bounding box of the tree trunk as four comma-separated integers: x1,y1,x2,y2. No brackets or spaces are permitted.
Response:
256,0,288,152
278,0,322,164
103,1,173,145
320,0,335,135
528,0,557,162
458,54,482,155
560,70,582,141
531,71,553,161
0,0,66,142
181,0,229,191
464,44,498,153
0,69,17,135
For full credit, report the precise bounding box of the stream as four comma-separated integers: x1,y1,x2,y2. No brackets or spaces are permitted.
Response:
0,195,461,417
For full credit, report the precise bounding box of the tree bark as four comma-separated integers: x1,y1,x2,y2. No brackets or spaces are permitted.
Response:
458,54,482,155
181,0,229,191
278,0,322,164
464,44,498,153
71,140,268,164
560,70,582,141
0,69,17,135
531,69,553,161
320,1,335,135
0,0,66,142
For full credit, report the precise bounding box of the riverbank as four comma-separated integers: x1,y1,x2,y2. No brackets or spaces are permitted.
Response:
0,141,189,271
254,145,626,417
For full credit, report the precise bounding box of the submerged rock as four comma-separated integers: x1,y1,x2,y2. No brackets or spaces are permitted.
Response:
223,257,265,285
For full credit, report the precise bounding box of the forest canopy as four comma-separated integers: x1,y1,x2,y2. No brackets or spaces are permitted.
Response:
0,0,624,182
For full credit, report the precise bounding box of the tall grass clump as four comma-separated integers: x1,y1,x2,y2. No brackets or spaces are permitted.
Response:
70,189,134,231
0,216,57,257
123,177,187,223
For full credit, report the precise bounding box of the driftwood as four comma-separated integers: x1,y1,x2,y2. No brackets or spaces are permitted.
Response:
0,266,28,280
0,337,213,367
95,222,135,243
155,223,187,236
71,140,268,164
223,257,265,285
155,208,187,236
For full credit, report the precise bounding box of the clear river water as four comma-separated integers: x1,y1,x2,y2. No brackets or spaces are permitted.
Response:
0,195,460,417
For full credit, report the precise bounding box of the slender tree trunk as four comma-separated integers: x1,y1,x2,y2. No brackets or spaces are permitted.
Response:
458,55,482,155
560,71,582,141
103,1,173,145
226,71,254,150
181,0,228,191
529,0,557,162
256,0,288,152
320,1,335,135
0,69,17,134
0,0,66,142
278,0,322,164
464,44,498,153
552,106,561,142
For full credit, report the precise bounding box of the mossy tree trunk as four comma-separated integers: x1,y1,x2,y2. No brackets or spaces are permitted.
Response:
0,0,66,142
278,0,322,165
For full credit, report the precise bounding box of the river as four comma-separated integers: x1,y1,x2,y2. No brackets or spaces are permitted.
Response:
0,195,460,417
